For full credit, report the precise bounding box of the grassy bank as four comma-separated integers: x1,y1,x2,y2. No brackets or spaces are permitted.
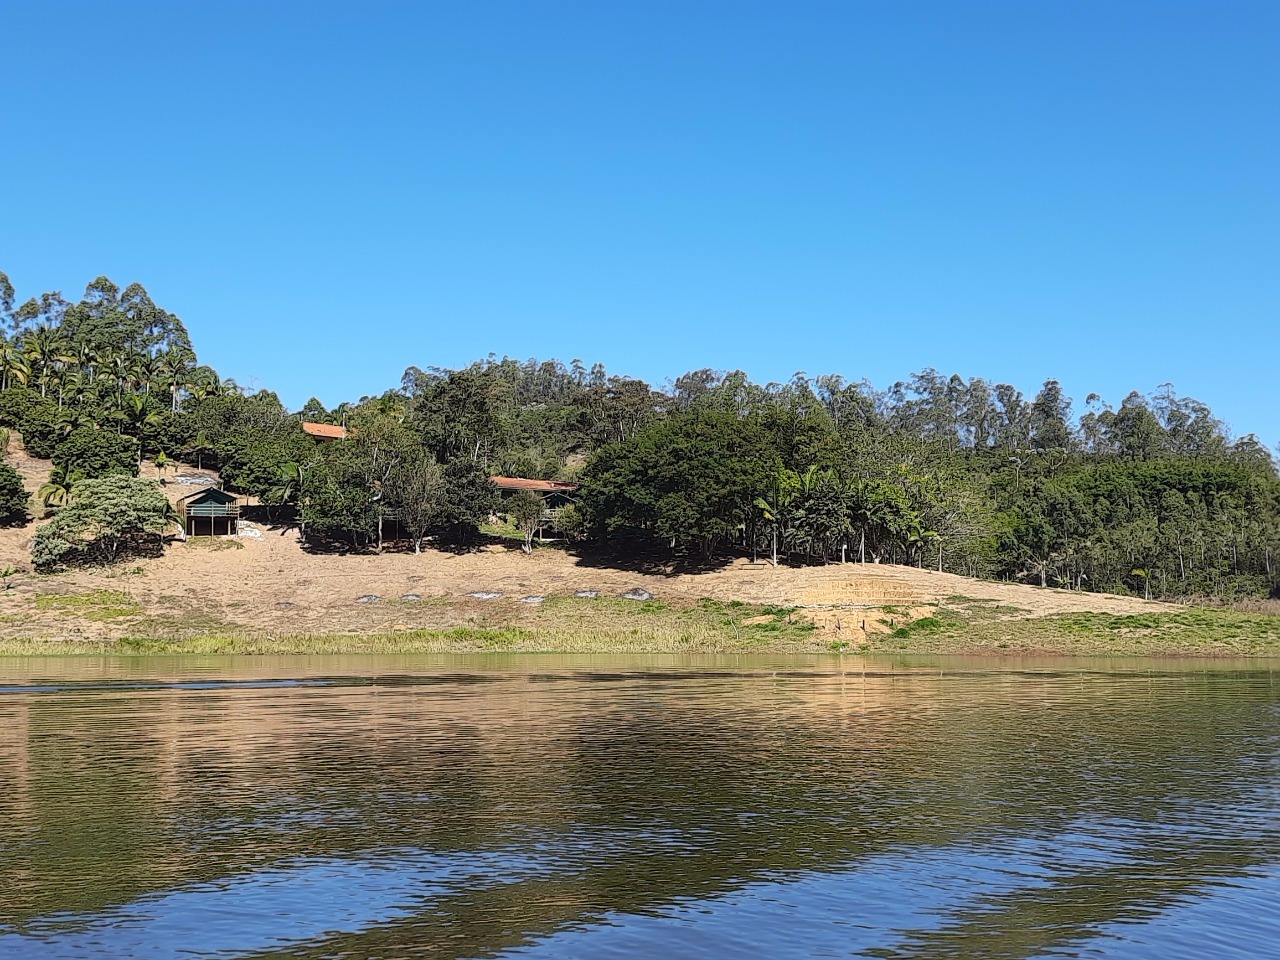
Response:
0,597,820,656
865,601,1280,657
2,590,1280,657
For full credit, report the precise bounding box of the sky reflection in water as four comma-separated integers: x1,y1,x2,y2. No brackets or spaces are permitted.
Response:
0,657,1277,959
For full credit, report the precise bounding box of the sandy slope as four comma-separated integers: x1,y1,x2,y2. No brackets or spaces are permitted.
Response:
0,433,1170,644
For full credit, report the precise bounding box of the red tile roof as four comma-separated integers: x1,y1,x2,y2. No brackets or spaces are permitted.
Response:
302,421,348,440
490,476,579,493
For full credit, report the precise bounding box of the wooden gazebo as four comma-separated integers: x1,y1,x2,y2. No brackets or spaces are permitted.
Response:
179,487,241,537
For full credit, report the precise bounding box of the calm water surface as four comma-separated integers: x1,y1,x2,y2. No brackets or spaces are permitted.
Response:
1,654,1279,959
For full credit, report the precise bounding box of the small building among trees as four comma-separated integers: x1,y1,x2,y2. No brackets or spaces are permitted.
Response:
302,421,348,441
489,477,579,514
180,487,241,537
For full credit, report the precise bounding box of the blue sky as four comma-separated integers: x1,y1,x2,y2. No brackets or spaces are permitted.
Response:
2,1,1277,442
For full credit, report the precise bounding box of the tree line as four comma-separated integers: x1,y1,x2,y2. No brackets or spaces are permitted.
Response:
1,270,1277,600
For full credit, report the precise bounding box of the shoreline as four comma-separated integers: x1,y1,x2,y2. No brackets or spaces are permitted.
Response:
5,510,1278,660
2,597,1279,659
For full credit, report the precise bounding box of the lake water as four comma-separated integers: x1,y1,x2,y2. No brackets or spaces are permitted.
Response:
1,654,1279,959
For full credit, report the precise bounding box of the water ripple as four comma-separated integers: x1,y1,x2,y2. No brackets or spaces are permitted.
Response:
0,657,1276,959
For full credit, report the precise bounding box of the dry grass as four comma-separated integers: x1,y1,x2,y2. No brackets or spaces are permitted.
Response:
0,596,817,656
32,590,142,621
867,604,1280,657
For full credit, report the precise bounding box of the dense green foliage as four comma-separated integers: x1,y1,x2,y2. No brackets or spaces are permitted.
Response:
53,428,138,479
3,269,1277,597
583,409,780,558
0,461,29,525
30,476,172,569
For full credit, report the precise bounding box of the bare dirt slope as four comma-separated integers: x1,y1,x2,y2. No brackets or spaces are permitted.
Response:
0,524,1169,644
0,431,52,570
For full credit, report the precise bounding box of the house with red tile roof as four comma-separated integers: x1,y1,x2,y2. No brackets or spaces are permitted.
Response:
301,421,349,441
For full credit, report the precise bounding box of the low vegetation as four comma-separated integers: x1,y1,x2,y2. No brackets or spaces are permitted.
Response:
30,476,174,570
8,582,1280,657
33,589,142,621
869,603,1280,657
2,596,815,655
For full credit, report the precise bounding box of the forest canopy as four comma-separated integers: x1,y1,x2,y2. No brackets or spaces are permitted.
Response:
2,269,1277,599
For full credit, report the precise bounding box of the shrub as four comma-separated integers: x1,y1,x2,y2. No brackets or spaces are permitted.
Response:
53,427,139,479
0,388,42,429
0,462,29,525
31,476,172,570
17,399,60,459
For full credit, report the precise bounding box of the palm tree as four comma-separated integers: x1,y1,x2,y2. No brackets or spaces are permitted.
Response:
1131,567,1153,601
136,353,163,396
906,520,939,569
790,467,854,564
158,350,195,411
59,369,89,409
38,466,85,512
23,327,75,398
113,393,163,467
167,500,187,540
266,461,301,523
188,368,221,402
373,394,407,422
755,468,800,566
76,343,101,384
104,350,142,404
55,408,96,437
267,460,317,536
0,344,29,391
187,429,215,471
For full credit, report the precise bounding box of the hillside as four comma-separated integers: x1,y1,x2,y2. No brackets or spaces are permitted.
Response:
0,433,1183,653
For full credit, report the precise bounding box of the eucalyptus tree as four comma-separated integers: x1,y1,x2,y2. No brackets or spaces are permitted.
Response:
11,291,69,336
1030,379,1073,451
0,271,14,330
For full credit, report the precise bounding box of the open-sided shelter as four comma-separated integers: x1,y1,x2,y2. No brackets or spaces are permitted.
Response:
490,477,579,513
179,487,241,537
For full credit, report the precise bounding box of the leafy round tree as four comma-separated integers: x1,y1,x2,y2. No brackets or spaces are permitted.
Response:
437,458,500,546
507,489,545,553
581,409,780,559
0,388,44,429
17,401,60,459
53,427,139,479
30,475,173,570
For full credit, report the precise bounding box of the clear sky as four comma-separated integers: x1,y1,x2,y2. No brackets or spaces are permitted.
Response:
3,1,1277,442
